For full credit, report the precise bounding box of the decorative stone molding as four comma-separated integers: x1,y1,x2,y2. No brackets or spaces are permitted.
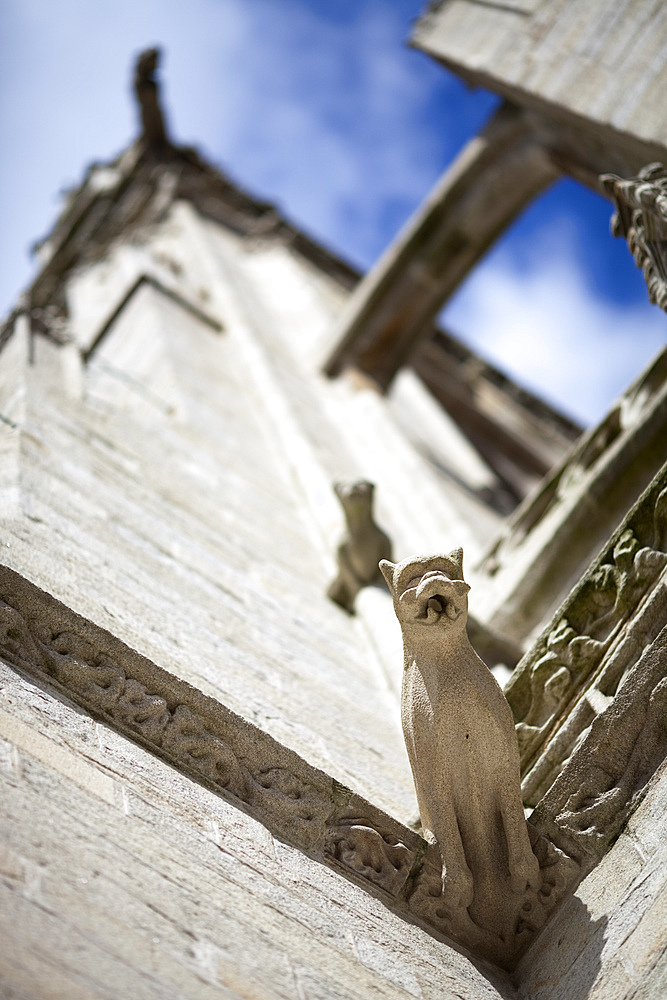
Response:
324,811,415,896
0,562,577,971
602,163,667,312
0,568,340,852
506,467,667,865
404,826,578,970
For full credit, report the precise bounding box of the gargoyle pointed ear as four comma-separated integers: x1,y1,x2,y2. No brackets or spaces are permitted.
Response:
379,559,396,591
449,547,464,579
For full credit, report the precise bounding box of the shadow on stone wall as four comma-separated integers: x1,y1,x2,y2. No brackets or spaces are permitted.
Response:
515,897,608,1000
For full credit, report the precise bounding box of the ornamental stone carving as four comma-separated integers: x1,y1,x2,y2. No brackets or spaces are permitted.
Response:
506,468,667,867
380,550,542,948
324,813,414,896
134,47,169,147
537,626,667,862
602,162,667,312
510,482,667,780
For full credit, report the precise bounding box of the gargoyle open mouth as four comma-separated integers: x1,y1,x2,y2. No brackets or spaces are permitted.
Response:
399,572,468,624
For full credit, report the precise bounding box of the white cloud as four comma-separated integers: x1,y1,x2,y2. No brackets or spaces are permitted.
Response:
442,233,666,426
192,0,460,265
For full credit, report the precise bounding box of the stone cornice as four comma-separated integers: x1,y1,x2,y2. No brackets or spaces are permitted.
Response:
0,562,576,971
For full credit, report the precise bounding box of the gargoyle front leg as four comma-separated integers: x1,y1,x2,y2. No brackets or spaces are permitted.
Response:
500,795,541,894
431,800,474,911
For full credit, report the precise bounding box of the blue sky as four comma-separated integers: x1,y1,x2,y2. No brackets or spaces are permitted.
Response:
1,0,664,425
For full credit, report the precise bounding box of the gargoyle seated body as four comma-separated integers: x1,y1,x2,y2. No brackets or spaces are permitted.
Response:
381,550,541,937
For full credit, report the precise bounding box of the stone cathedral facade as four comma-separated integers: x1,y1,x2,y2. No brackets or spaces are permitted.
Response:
1,3,666,998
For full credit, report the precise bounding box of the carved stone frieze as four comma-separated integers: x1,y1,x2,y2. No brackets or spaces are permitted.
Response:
0,563,578,970
401,824,579,969
0,568,330,845
161,703,251,802
506,468,667,866
508,476,667,782
533,624,667,864
254,767,332,849
602,162,667,312
324,812,416,896
515,618,602,760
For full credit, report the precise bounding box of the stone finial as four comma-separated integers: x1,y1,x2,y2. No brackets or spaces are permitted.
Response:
380,551,541,940
602,162,667,312
134,47,169,146
327,481,392,613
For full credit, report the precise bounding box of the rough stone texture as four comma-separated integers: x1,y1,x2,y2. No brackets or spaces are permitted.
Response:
0,169,558,836
0,660,514,1000
2,42,665,998
506,466,667,838
1,214,420,824
515,762,667,1000
0,562,577,973
413,0,667,167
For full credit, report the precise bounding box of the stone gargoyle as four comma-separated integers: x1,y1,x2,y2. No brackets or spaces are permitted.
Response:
328,481,392,613
380,549,541,941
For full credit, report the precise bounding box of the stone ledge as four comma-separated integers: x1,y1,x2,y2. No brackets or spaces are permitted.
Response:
0,562,576,971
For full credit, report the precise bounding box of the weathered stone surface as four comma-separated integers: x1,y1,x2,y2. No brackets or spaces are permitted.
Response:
532,622,667,865
413,1,667,171
0,659,515,1000
1,266,419,825
506,466,667,845
515,764,667,1000
0,563,580,975
4,34,665,1000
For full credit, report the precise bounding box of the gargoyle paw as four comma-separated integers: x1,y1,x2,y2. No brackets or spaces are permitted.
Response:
510,851,541,895
442,865,474,911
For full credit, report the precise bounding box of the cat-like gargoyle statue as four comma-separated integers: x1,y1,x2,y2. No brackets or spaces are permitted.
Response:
380,549,541,938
